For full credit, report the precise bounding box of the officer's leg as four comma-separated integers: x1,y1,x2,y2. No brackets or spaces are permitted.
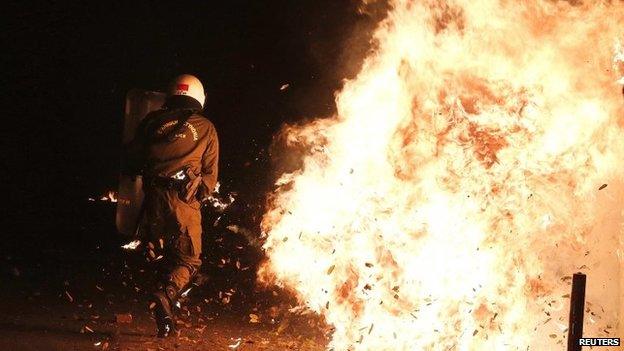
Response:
141,189,174,337
166,196,203,289
151,196,202,337
147,190,183,337
168,232,202,291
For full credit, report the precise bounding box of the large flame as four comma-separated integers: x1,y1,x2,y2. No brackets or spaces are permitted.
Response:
260,1,624,349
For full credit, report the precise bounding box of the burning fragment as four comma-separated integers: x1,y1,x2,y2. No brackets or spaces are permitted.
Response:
249,313,260,323
205,193,236,212
121,240,141,250
107,191,117,202
180,287,192,297
97,190,118,202
228,337,242,349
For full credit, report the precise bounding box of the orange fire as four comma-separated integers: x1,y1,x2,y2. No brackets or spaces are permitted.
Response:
260,1,624,349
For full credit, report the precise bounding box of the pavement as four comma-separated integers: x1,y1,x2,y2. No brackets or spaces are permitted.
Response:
1,196,327,351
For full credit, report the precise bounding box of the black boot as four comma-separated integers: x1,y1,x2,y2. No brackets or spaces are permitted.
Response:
151,284,178,337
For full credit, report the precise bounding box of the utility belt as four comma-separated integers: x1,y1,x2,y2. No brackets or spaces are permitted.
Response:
146,166,202,203
150,176,185,190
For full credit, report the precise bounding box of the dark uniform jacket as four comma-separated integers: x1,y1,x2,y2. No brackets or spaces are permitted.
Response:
122,102,219,196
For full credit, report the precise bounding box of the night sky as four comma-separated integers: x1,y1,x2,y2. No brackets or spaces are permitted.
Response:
5,1,385,244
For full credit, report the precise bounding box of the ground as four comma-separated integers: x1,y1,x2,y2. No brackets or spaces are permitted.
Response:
1,199,328,351
0,293,325,351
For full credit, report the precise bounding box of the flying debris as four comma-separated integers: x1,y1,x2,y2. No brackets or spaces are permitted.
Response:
249,313,260,323
228,337,242,349
98,190,118,202
205,193,236,212
121,240,141,250
181,287,192,298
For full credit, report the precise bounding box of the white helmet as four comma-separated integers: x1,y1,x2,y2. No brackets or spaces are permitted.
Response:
168,74,205,107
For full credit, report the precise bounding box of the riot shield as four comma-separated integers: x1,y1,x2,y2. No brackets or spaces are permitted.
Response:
115,89,166,236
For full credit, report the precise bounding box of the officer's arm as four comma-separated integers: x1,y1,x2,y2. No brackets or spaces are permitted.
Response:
200,124,219,193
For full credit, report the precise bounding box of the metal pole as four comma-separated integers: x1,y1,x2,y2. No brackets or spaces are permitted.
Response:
567,273,586,351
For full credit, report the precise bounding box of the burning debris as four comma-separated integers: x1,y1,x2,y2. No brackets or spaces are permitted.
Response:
121,240,141,250
200,182,239,218
228,337,243,349
64,290,74,303
260,0,624,350
88,190,119,203
206,193,236,212
101,190,118,202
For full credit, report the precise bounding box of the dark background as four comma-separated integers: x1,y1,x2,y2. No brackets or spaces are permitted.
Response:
2,0,388,303
4,1,386,243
